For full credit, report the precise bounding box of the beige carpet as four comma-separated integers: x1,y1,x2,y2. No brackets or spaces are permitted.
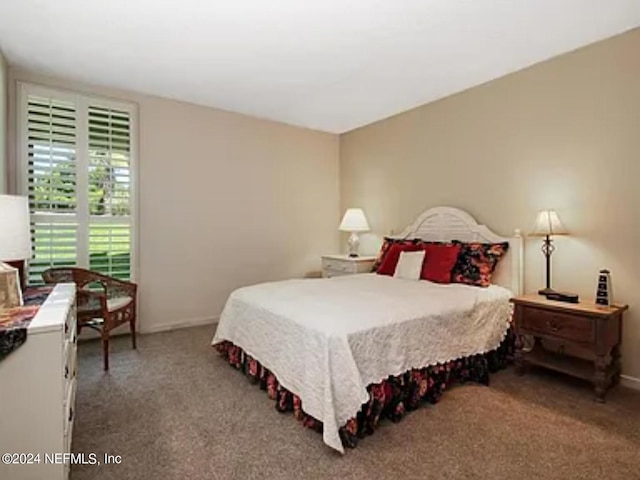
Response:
71,325,640,480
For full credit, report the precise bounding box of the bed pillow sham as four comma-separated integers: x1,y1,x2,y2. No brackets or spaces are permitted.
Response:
371,237,421,272
377,242,424,276
394,250,426,280
420,243,462,284
450,241,509,287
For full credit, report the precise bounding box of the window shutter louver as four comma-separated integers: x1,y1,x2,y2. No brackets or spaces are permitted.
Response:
87,105,132,279
28,223,79,284
20,84,136,285
88,223,131,280
27,96,77,212
26,95,79,284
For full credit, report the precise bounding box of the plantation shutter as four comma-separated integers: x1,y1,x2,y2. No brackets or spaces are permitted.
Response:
19,84,136,285
25,94,79,284
87,106,133,279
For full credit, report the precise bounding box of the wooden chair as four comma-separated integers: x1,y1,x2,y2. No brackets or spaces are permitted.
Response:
42,267,138,371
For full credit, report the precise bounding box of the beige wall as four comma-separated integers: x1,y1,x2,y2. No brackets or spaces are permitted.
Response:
0,49,7,193
340,29,640,380
7,69,340,332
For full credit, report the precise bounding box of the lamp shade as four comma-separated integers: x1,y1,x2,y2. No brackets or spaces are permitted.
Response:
339,208,370,232
530,210,568,237
0,195,32,261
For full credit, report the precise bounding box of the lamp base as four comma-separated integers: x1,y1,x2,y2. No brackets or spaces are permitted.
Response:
538,287,556,296
347,232,360,257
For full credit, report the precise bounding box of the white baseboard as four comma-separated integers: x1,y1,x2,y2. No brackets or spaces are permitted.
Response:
77,316,218,342
620,374,640,391
140,316,219,334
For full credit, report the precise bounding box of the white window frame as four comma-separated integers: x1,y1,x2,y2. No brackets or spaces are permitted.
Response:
17,82,139,281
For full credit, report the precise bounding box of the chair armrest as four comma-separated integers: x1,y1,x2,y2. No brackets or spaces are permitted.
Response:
76,289,108,322
101,276,137,300
76,289,93,306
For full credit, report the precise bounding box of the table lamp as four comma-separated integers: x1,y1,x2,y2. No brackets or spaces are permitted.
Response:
529,210,568,295
339,208,370,257
0,195,33,290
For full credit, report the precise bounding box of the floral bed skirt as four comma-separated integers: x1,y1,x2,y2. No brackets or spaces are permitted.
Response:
214,330,514,449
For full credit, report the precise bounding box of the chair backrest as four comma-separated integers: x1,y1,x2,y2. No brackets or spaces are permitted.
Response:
42,267,137,300
42,267,102,289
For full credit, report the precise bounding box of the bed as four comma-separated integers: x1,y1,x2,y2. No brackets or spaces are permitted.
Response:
212,206,523,453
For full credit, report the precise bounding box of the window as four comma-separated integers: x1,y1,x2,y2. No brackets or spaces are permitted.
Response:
18,83,136,285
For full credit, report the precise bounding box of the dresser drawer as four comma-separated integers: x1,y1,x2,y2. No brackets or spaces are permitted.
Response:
64,378,77,438
64,304,77,341
64,336,78,384
323,269,351,279
322,258,356,273
521,307,594,344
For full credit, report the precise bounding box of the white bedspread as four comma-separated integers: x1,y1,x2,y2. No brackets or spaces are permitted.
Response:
212,274,512,453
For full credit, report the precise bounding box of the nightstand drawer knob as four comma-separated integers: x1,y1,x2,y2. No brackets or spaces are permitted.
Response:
546,320,560,332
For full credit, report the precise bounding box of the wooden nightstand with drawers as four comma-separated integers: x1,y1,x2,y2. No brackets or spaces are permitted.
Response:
510,294,628,402
321,255,376,278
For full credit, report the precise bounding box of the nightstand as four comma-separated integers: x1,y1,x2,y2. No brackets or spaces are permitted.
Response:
321,255,376,278
510,294,628,402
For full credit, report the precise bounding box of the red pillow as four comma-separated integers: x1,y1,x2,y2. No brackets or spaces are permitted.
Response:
420,243,462,283
371,237,420,272
377,243,423,276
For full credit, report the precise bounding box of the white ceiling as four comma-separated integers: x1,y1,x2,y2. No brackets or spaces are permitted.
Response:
1,1,640,133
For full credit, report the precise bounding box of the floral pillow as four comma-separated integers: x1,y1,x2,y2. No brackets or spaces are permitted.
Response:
450,241,509,287
371,237,421,272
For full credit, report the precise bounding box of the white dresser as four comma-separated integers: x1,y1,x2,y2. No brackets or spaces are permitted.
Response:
0,283,78,480
321,255,377,278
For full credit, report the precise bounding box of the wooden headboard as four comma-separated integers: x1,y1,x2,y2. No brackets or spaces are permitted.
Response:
392,206,523,294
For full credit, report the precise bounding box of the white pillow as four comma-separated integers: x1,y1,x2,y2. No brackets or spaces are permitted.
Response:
393,250,425,280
